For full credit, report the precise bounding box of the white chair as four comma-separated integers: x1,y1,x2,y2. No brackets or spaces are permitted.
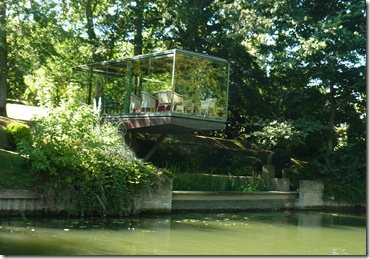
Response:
174,104,184,113
207,98,217,116
141,91,157,112
200,98,218,117
184,100,195,114
156,90,172,111
156,90,184,112
130,94,142,113
200,100,209,117
173,92,184,112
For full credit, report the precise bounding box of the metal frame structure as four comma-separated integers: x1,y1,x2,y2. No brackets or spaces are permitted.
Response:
73,49,230,160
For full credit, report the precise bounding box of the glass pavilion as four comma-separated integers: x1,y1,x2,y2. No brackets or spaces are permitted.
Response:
73,49,230,134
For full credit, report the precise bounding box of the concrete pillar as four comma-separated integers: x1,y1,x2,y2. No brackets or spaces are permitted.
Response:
133,174,173,214
295,180,324,210
262,164,275,179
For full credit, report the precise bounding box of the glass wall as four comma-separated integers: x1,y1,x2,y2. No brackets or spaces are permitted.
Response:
173,51,229,120
73,49,229,121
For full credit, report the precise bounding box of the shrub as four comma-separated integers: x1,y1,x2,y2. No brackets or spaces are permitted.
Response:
305,142,366,204
18,99,167,216
6,122,31,150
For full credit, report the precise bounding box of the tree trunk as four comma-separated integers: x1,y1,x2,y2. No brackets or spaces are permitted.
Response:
85,0,100,62
328,84,336,151
0,0,8,117
133,0,143,55
184,1,200,50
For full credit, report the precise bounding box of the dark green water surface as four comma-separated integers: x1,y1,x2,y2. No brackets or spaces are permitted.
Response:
0,210,366,255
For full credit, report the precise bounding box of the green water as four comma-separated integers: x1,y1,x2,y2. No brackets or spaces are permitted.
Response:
0,210,366,255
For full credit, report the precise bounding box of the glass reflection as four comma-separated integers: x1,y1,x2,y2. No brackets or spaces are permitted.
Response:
73,49,229,121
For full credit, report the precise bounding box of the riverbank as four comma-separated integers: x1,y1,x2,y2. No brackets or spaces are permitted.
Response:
0,180,365,216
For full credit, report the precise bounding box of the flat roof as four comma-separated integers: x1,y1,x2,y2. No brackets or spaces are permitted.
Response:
73,48,229,74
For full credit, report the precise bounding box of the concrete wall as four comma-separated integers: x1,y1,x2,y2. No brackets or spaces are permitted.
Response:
0,190,47,215
0,175,173,216
269,178,290,191
133,174,173,214
172,191,298,211
0,179,364,215
6,103,48,121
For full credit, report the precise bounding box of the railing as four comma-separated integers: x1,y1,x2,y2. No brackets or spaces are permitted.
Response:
101,90,225,119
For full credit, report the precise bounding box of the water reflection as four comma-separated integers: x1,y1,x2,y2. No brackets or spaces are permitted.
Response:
0,211,366,255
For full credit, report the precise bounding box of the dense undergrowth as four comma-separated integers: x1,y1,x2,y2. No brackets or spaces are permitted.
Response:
1,100,169,216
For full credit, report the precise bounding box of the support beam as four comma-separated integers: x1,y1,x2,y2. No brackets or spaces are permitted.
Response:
129,131,138,151
143,133,167,162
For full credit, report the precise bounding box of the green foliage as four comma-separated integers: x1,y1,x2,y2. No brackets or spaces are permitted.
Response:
240,116,331,160
18,99,165,216
173,173,267,192
5,122,31,151
0,149,33,189
240,117,327,149
151,141,268,177
304,141,366,204
290,117,331,158
240,118,305,151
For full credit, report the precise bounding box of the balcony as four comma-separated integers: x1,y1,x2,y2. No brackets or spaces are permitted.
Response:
73,49,230,134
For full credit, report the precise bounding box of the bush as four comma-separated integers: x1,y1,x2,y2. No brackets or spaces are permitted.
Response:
6,122,31,150
306,142,366,204
19,100,167,216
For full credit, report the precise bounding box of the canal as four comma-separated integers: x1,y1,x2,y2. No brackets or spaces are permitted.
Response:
0,210,366,255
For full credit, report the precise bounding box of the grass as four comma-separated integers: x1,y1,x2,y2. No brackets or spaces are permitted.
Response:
0,107,35,189
0,148,34,189
173,173,268,192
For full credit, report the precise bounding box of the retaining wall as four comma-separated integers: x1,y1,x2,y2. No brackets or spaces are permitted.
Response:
0,180,364,215
172,191,298,211
0,174,173,216
0,190,47,215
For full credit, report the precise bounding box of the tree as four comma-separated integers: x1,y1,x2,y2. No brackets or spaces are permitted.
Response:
227,0,365,148
226,0,365,201
0,0,8,116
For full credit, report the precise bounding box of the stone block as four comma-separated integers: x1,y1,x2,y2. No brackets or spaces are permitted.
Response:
295,180,324,210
